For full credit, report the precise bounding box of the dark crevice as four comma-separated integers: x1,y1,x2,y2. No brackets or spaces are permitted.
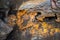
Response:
44,17,56,22
0,13,6,22
44,15,57,22
8,10,17,16
36,12,41,17
8,6,17,16
6,25,21,40
35,12,41,20
55,13,57,19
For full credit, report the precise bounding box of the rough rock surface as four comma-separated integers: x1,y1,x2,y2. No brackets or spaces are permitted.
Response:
0,0,60,40
0,0,29,10
0,19,13,40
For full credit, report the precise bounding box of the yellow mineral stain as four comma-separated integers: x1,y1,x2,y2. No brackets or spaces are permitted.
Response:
16,10,60,38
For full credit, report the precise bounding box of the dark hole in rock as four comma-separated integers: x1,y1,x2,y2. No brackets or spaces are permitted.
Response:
44,14,57,22
36,12,41,16
0,13,6,22
35,12,41,20
8,10,17,16
44,16,57,22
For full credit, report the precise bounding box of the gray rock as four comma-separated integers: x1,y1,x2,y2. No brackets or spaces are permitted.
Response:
0,19,13,40
0,0,29,10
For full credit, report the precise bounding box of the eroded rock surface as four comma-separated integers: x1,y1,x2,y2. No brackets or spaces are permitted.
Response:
0,0,60,40
0,20,13,40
